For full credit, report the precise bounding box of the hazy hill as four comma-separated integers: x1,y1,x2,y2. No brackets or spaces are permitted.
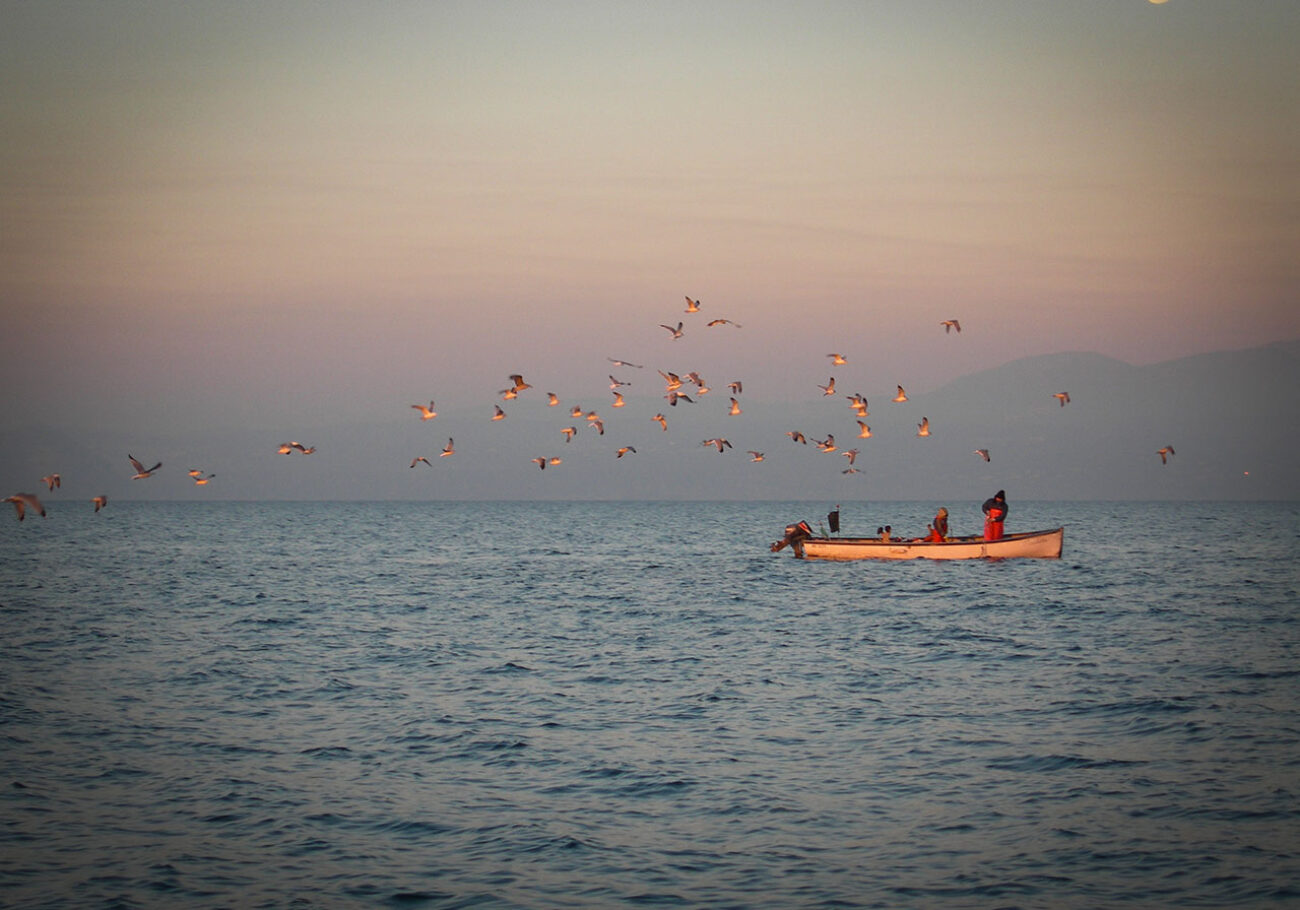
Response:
3,342,1296,503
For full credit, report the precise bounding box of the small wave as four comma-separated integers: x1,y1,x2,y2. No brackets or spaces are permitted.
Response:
987,753,1145,773
371,818,454,838
481,661,533,674
385,891,455,906
1067,696,1199,717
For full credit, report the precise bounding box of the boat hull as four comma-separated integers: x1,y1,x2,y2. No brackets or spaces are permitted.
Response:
790,527,1064,561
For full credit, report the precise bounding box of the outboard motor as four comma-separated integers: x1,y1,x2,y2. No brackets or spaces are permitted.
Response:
771,520,813,555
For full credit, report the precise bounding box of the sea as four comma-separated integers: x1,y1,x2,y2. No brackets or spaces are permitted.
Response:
1,500,1297,909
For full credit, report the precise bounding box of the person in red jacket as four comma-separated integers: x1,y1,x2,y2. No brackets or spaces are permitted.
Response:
982,490,1008,540
931,507,949,541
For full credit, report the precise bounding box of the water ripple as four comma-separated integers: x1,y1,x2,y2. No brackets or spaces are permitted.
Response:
1,501,1298,907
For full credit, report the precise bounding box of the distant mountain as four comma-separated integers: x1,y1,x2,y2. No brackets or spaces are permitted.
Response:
904,341,1299,501
3,342,1295,503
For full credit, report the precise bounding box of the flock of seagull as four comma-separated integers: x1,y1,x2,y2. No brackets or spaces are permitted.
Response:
6,296,1177,522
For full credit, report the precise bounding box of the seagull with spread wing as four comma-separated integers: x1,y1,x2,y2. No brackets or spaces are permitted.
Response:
660,322,684,339
5,493,45,521
129,454,162,478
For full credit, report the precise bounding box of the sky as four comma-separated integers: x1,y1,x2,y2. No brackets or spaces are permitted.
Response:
2,0,1297,501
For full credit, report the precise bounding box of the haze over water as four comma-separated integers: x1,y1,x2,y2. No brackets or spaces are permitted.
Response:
3,2,1298,495
3,501,1297,907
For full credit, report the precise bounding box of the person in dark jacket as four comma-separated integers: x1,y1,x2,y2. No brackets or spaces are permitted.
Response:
982,490,1008,540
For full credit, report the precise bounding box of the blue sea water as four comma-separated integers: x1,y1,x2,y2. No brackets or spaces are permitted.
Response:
1,500,1298,909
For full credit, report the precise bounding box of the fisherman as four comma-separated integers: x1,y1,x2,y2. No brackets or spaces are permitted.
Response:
982,490,1008,541
932,507,949,540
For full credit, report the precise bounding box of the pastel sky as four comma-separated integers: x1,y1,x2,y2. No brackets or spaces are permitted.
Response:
2,1,1297,498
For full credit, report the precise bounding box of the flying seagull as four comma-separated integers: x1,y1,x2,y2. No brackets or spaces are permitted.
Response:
410,456,432,468
941,319,961,334
1054,392,1071,407
660,322,685,339
607,357,644,368
728,397,742,416
1157,446,1175,464
917,417,931,437
707,318,741,327
411,401,438,420
974,448,990,462
653,413,668,431
5,493,45,521
441,439,455,457
827,353,847,365
616,446,637,458
92,495,108,513
701,438,732,453
684,296,701,313
129,454,162,478
818,377,836,396
747,451,765,462
892,385,908,403
41,473,61,490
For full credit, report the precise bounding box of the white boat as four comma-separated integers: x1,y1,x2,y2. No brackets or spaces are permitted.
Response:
771,523,1064,561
